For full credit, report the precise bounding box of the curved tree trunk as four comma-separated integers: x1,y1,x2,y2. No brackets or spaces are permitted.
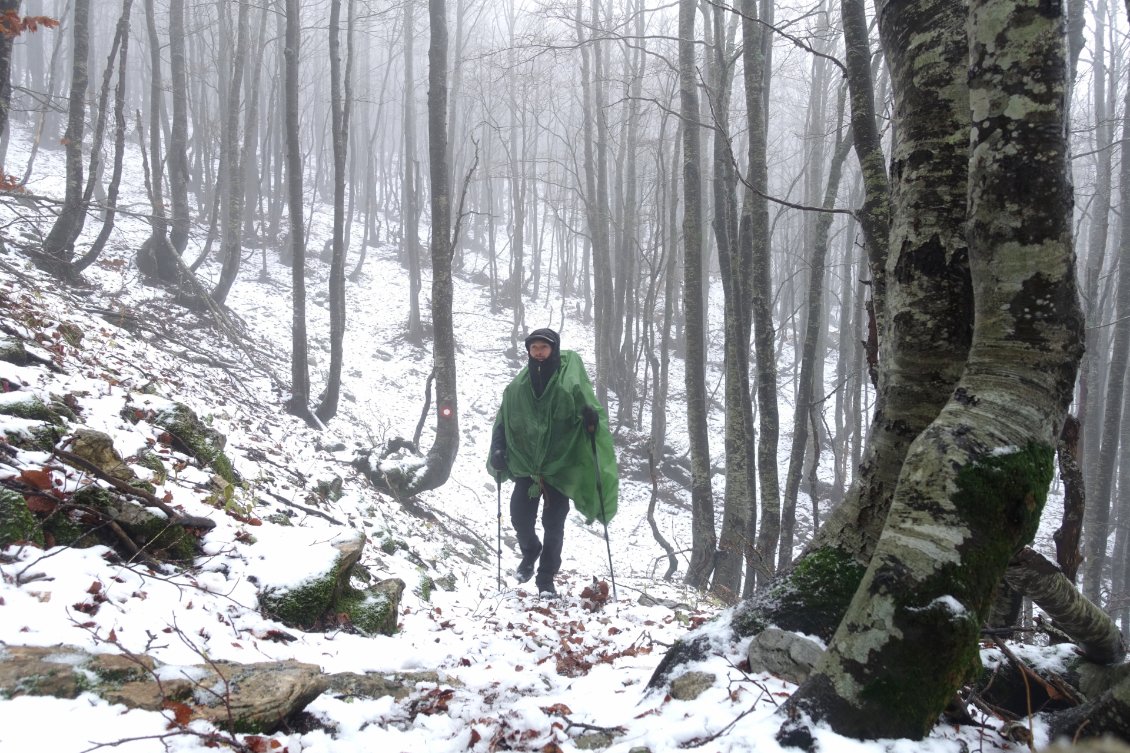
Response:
780,0,1082,739
315,0,353,424
42,0,89,263
72,0,132,273
402,0,460,495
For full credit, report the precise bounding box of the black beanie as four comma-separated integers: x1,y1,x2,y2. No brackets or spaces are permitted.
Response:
524,328,560,353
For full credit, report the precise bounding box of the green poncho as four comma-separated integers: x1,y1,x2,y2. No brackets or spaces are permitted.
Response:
487,350,618,525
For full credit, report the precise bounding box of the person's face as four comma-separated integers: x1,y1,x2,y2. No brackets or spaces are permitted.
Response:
528,341,552,361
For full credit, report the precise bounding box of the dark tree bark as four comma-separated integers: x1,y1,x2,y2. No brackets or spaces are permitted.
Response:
679,0,716,590
167,0,189,254
315,0,353,423
739,0,780,593
1082,71,1130,607
403,0,423,343
708,0,755,604
211,0,250,306
0,0,23,173
398,0,460,495
71,0,132,273
283,0,314,426
135,0,179,284
42,0,89,263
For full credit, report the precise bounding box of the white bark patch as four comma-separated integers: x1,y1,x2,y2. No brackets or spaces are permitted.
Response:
825,591,902,699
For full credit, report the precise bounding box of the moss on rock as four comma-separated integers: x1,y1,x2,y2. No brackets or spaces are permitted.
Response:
0,488,44,548
341,579,405,636
259,569,341,629
732,546,866,641
153,403,238,483
0,395,66,425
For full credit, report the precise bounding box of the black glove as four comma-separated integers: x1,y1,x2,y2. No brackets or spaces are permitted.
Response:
582,405,599,433
490,448,508,472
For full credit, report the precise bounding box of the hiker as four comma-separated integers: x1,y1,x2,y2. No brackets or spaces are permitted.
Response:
487,328,618,597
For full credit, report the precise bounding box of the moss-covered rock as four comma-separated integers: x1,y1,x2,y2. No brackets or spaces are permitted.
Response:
0,488,44,548
0,335,28,365
258,531,366,629
260,568,342,628
54,322,83,348
732,546,867,641
133,450,168,485
71,486,197,562
0,393,66,425
1,419,63,452
152,403,238,483
341,578,406,636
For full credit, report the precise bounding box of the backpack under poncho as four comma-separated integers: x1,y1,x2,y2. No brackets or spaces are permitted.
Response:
487,350,618,525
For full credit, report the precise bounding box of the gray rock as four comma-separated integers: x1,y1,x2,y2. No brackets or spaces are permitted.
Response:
746,627,824,685
575,731,616,749
669,670,715,701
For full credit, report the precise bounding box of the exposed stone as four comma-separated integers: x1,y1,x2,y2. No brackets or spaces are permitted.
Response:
325,670,447,701
175,660,328,732
669,671,715,701
66,428,137,482
746,627,825,685
0,644,327,734
0,645,93,699
575,731,616,749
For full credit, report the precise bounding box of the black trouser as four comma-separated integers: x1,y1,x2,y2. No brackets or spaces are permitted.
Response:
510,477,569,586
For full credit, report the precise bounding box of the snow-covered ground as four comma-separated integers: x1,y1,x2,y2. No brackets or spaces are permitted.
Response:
0,125,1041,752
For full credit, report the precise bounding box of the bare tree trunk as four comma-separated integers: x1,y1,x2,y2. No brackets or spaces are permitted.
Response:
742,0,779,592
71,0,132,273
0,0,22,173
42,0,89,263
211,0,250,305
403,0,423,343
404,0,460,494
315,0,353,424
708,1,754,604
167,0,189,254
1082,64,1130,607
136,0,178,283
680,0,716,590
283,0,314,426
778,110,852,570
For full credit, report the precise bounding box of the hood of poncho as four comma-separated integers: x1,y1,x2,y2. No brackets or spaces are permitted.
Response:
487,350,618,524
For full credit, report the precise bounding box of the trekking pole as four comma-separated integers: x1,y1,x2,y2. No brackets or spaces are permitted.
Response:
496,475,503,592
588,428,618,602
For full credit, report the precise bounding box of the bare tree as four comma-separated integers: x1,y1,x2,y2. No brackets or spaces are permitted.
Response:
316,0,354,423
41,0,88,263
680,0,716,590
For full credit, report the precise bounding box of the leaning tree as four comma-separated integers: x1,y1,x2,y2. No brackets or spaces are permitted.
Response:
651,0,1109,743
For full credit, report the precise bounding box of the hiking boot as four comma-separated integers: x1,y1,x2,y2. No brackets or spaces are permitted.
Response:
515,561,535,584
536,579,557,598
514,543,541,584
